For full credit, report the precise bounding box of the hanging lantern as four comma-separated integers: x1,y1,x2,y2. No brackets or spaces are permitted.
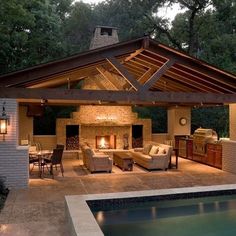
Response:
0,102,10,137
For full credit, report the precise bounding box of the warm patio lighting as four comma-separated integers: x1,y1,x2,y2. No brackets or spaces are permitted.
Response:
0,102,10,139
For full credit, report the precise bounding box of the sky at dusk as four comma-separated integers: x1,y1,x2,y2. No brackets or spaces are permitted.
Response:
75,0,184,22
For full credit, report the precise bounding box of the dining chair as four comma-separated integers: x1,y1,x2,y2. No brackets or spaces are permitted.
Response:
29,145,39,173
45,148,64,178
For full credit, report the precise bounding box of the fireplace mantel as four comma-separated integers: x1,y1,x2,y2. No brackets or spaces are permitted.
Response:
80,123,131,127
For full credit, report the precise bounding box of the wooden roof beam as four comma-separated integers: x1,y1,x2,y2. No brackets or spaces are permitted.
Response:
124,49,144,62
1,87,236,103
96,66,123,90
141,59,176,91
148,44,236,88
107,57,142,91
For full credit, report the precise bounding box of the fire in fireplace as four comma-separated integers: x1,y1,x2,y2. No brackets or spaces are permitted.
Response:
96,135,116,149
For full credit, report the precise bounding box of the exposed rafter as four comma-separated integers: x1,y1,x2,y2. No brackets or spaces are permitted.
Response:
141,59,176,91
106,57,142,91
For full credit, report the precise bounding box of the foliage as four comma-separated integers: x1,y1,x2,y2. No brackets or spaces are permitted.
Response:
0,0,69,74
191,106,229,137
33,106,76,135
133,106,167,133
1,0,235,135
0,177,9,211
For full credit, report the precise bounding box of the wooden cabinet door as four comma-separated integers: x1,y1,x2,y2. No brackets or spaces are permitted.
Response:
214,146,222,169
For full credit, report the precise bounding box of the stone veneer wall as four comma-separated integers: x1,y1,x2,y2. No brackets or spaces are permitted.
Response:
89,26,119,49
0,99,28,188
222,140,236,174
57,105,152,149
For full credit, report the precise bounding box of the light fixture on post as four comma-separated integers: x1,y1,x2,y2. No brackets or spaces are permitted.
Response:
0,102,10,141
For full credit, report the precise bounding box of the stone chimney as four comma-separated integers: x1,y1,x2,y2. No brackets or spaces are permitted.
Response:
89,26,119,50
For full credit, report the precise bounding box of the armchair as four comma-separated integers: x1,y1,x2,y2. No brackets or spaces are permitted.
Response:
82,145,112,173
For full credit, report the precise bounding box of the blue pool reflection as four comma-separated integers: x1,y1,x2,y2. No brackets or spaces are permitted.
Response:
92,195,236,236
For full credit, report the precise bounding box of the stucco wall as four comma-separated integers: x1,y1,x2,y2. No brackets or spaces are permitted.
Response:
33,135,57,150
152,133,170,144
168,107,191,140
19,105,33,144
0,99,28,189
230,104,236,141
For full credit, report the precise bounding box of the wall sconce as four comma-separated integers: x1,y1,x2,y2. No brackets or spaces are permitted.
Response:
0,102,10,140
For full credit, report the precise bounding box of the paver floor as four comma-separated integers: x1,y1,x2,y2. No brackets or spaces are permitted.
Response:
1,157,236,235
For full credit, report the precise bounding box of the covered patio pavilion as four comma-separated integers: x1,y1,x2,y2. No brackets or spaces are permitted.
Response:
1,34,236,235
1,35,236,187
1,36,236,188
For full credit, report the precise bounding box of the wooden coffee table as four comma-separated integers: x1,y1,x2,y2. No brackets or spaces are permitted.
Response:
113,152,133,171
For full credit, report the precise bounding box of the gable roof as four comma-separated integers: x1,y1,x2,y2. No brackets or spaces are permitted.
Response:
0,36,235,95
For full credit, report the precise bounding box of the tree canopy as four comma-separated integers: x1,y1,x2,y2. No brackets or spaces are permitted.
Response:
1,0,235,136
1,0,235,74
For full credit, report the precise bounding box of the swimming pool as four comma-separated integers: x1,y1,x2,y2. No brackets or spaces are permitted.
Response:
91,194,236,236
65,185,236,236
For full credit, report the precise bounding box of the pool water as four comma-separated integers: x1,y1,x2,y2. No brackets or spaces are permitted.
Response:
92,194,236,236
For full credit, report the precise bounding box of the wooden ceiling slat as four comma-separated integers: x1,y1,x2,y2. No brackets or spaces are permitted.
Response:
129,58,155,69
155,76,196,92
123,65,142,77
125,60,148,71
153,80,185,92
123,63,146,74
96,66,123,90
174,63,236,91
166,70,221,93
170,67,235,93
137,54,165,67
142,50,168,63
162,75,205,92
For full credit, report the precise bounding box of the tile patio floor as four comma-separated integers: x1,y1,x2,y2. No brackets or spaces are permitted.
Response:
1,157,236,235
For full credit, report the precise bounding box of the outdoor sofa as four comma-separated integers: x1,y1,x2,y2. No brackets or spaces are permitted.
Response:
130,143,173,170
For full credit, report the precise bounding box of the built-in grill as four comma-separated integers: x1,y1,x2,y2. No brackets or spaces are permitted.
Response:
193,128,218,156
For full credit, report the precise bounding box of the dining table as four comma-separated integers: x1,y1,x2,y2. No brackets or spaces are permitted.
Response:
29,150,52,178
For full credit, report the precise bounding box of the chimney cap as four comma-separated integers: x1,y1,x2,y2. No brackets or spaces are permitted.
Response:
94,25,119,30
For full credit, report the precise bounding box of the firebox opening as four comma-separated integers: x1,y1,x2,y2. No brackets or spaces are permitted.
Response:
66,125,79,150
132,125,143,148
96,135,116,149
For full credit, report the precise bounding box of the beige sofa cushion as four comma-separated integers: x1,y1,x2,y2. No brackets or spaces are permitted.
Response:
142,144,152,155
157,147,166,154
149,145,159,155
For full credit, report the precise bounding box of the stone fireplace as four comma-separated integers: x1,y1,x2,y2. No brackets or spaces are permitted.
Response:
55,26,152,150
96,135,116,149
56,105,152,150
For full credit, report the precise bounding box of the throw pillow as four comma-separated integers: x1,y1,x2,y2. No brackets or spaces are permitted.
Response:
149,145,159,155
142,144,152,155
158,147,166,154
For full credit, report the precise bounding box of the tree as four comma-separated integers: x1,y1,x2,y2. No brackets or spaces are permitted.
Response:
63,1,94,53
0,0,69,74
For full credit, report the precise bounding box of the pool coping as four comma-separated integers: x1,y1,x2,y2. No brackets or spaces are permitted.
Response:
65,184,236,236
